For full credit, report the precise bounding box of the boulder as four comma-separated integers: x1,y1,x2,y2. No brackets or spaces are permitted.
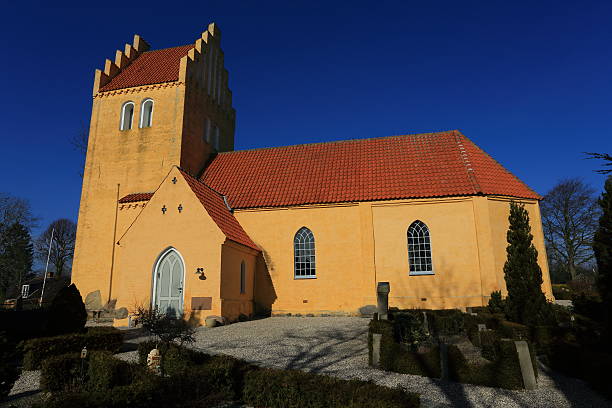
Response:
84,290,103,311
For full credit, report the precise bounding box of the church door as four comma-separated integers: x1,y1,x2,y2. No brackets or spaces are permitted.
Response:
153,249,184,317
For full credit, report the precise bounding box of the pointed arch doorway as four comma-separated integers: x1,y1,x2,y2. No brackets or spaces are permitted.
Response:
152,248,185,317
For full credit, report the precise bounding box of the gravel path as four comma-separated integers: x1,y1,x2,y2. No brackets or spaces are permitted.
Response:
1,371,41,408
177,317,610,408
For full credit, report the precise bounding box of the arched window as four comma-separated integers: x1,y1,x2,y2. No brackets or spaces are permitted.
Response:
120,102,134,130
240,261,246,294
213,126,220,150
294,227,316,278
407,220,433,275
140,99,154,128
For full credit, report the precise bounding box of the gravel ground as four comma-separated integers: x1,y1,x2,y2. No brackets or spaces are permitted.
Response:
177,317,612,408
7,317,612,408
1,371,41,408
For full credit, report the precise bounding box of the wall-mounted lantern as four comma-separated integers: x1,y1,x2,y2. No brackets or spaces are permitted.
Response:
196,267,206,280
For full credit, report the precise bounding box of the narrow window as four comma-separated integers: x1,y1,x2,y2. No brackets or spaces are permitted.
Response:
407,220,433,275
294,227,316,278
140,99,154,128
214,126,220,150
120,102,135,130
203,118,210,143
240,261,246,294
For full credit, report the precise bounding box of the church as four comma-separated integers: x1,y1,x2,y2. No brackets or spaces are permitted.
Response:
71,23,553,325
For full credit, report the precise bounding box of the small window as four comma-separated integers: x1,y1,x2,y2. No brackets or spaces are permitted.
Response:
21,284,30,298
240,261,246,294
120,102,134,130
203,118,211,143
214,126,220,150
407,220,433,275
139,99,154,128
294,227,316,278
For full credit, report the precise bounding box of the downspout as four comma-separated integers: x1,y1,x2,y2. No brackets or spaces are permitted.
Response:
108,184,120,303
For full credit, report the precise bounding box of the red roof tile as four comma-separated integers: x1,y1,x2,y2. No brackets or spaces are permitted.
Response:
100,45,193,92
201,130,539,209
118,192,154,203
178,169,259,251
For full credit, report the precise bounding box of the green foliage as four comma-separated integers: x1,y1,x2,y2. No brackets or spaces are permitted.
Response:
447,339,530,389
0,332,19,401
503,202,554,326
368,319,440,378
243,368,420,408
0,221,33,303
22,326,123,370
46,284,87,336
392,312,429,348
426,309,464,336
572,293,605,322
40,353,83,392
594,176,612,332
133,306,195,346
87,351,134,392
552,284,572,300
488,290,505,314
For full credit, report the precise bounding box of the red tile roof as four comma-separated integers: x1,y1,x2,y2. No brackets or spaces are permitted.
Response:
201,130,539,209
178,169,259,251
99,45,194,92
118,192,154,203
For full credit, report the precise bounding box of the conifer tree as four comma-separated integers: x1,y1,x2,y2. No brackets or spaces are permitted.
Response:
503,202,551,326
594,176,612,326
0,222,33,302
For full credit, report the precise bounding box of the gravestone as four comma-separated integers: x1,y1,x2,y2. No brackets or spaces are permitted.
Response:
147,348,161,375
514,341,537,390
372,333,382,367
376,282,390,320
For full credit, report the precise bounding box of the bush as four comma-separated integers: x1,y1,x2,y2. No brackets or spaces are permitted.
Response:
572,293,605,322
133,307,195,347
369,319,440,378
448,339,533,389
552,284,572,300
426,309,464,336
392,312,428,348
0,333,19,401
0,309,48,342
243,368,420,408
23,327,123,370
46,284,87,336
87,351,134,392
488,291,505,314
136,341,209,373
40,353,83,392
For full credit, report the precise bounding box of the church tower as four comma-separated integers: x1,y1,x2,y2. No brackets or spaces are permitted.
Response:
72,23,235,302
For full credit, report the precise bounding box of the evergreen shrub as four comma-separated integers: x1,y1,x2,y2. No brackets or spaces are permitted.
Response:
23,327,123,369
243,368,420,408
0,333,19,401
45,284,87,336
488,290,505,314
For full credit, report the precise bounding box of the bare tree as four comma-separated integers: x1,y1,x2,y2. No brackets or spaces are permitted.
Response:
0,193,38,232
35,219,77,277
541,179,601,280
586,152,612,174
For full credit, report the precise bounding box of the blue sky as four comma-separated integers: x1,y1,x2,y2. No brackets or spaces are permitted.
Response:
1,1,610,235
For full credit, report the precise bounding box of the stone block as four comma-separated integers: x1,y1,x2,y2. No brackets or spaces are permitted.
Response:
515,340,537,390
84,290,103,311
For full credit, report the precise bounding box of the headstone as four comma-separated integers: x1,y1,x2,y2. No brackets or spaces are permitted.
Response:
439,342,449,380
84,290,103,311
376,282,390,320
147,348,161,375
422,311,430,335
514,341,537,390
477,324,487,331
372,333,382,367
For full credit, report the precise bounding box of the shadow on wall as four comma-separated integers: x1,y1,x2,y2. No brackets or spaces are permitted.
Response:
254,251,277,316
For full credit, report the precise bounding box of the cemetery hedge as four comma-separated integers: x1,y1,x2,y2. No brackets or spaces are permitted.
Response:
37,345,420,408
23,326,123,369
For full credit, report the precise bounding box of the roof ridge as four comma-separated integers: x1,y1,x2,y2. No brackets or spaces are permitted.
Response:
217,130,461,156
453,132,482,195
177,167,225,197
142,44,194,54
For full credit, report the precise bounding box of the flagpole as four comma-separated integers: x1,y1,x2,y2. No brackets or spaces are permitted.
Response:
39,227,55,307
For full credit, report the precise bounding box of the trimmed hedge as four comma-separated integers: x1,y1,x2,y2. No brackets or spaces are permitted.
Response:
369,319,440,378
23,327,123,370
38,343,420,408
243,368,420,408
425,309,464,336
40,353,83,392
448,339,526,389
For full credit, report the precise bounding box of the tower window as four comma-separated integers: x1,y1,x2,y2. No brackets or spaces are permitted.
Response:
294,227,316,278
214,126,220,150
407,220,434,275
120,102,135,130
140,99,154,128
